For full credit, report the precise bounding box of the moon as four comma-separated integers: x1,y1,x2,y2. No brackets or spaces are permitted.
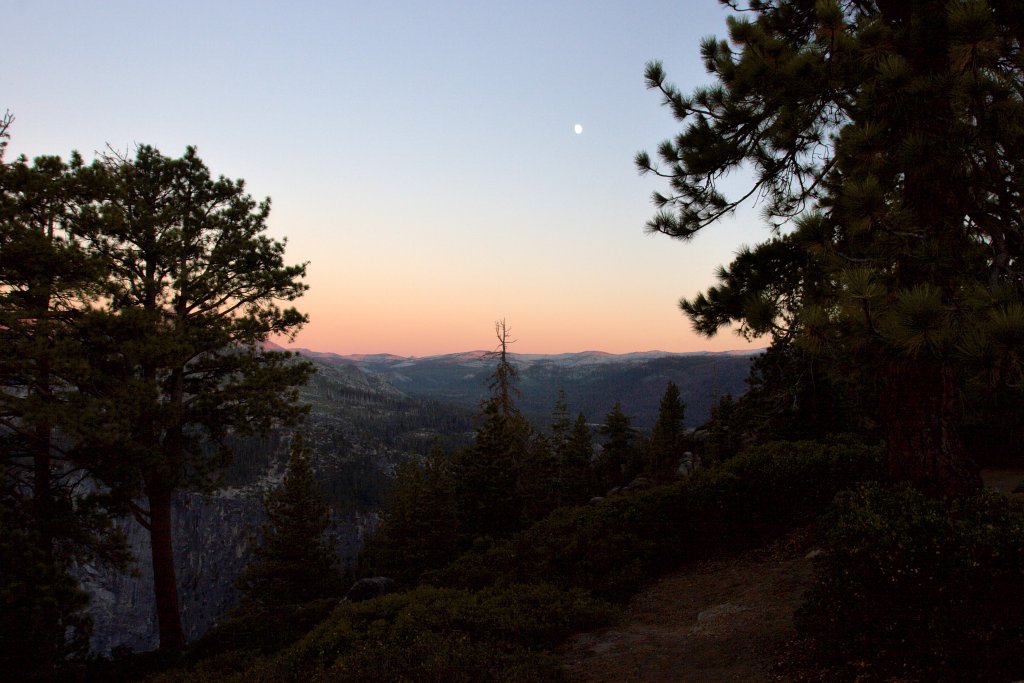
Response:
574,123,583,135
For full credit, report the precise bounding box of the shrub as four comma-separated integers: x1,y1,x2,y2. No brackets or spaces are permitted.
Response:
186,597,339,658
433,438,883,598
325,632,562,683
143,438,882,681
796,483,1024,681
252,583,613,682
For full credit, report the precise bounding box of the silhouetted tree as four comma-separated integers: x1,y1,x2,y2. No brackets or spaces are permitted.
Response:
371,441,459,583
0,147,128,677
557,413,597,504
79,145,312,649
452,398,525,541
638,0,1024,495
488,319,519,419
597,402,635,490
549,387,572,450
236,434,341,609
647,381,685,479
452,320,532,540
517,432,560,524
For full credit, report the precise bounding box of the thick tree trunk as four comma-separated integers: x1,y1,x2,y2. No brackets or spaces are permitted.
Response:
146,483,185,650
882,362,982,497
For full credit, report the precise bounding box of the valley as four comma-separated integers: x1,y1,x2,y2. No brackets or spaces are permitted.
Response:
82,348,756,653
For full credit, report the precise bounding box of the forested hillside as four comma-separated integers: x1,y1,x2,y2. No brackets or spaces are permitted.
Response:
77,352,475,654
7,1,1024,681
302,349,756,430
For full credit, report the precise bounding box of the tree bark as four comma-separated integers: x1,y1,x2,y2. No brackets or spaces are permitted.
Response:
146,483,185,650
882,362,982,497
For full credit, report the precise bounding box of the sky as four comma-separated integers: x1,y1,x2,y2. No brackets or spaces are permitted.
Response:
5,0,768,356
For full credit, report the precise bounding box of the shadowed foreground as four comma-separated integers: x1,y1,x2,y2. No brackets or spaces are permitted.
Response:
561,542,812,682
562,470,1024,682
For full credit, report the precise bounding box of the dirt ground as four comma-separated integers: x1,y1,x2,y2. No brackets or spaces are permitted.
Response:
981,468,1024,496
561,469,1024,683
560,543,813,683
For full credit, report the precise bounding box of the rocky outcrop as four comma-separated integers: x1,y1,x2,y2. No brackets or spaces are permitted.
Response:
343,576,396,603
78,492,376,654
74,354,459,654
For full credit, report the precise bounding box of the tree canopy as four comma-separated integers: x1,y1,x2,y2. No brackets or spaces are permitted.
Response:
0,139,313,656
236,434,341,609
639,0,1024,495
82,145,313,648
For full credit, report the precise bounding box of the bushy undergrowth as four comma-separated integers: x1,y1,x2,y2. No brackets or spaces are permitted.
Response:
172,583,613,683
142,438,882,681
796,483,1024,682
189,597,340,658
431,438,883,598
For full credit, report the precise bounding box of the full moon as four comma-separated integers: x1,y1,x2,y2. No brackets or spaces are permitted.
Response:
574,123,583,135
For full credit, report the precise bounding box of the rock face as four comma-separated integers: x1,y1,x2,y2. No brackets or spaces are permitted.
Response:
75,354,466,654
79,492,375,654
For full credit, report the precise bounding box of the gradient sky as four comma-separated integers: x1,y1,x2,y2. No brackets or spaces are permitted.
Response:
6,0,767,356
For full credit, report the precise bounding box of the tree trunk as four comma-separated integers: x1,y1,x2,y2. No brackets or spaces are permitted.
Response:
881,361,982,497
146,483,185,650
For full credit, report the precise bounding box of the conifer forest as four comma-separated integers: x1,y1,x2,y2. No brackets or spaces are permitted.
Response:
5,1,1024,681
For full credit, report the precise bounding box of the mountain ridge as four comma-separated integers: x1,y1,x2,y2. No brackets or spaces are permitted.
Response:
281,346,764,365
287,346,760,432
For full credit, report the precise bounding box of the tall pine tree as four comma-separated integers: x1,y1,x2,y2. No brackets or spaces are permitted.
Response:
558,413,597,504
236,434,341,610
648,381,685,479
638,0,1024,495
370,441,459,584
452,320,530,541
79,145,312,649
597,402,635,490
0,145,128,677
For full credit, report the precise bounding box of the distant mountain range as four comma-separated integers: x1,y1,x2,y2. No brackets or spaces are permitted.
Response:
285,348,762,432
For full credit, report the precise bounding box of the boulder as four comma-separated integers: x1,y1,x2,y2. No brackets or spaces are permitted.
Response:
677,451,700,477
343,576,396,603
624,476,653,492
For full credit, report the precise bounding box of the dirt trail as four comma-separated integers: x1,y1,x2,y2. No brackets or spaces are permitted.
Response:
562,470,1024,682
561,544,813,682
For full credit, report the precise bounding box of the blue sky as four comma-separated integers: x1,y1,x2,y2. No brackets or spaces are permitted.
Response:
6,0,765,355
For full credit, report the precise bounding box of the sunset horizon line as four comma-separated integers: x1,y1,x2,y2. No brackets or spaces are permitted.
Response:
275,343,766,360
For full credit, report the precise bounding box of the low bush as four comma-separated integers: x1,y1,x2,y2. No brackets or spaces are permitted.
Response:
238,583,613,682
433,438,883,598
324,631,563,683
186,597,339,658
143,437,882,681
796,483,1024,681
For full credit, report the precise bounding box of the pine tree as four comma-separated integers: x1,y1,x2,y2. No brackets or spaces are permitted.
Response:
638,0,1024,495
703,394,740,465
371,441,459,583
516,432,560,524
549,388,572,449
0,147,129,676
487,319,520,419
77,145,312,648
597,402,635,490
236,434,341,609
452,320,530,540
558,413,597,504
648,381,686,479
452,398,524,541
